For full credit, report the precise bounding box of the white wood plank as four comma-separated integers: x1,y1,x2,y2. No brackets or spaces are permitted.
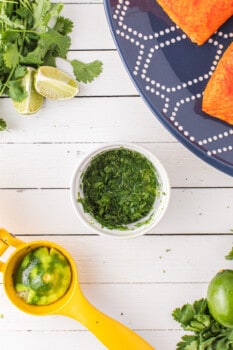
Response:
0,330,182,350
1,331,107,350
0,235,232,284
0,189,232,234
1,143,233,188
63,4,115,50
0,97,174,143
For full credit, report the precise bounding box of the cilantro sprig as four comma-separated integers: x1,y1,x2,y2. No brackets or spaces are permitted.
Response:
0,0,103,123
172,299,233,350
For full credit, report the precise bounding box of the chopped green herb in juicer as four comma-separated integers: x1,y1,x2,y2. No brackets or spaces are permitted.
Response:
14,247,71,306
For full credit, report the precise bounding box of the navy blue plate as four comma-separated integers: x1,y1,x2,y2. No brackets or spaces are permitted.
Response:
104,0,233,176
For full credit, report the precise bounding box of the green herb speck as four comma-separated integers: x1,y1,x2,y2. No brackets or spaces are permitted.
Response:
0,118,7,131
225,247,233,260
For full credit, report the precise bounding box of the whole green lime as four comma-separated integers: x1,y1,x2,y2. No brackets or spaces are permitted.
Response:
207,269,233,327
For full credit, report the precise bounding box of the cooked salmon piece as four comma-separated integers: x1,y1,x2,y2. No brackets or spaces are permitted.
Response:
156,0,233,45
202,42,233,125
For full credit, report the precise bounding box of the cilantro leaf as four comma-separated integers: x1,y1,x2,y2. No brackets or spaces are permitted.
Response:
21,29,71,66
3,43,20,69
14,66,27,80
173,303,196,328
173,299,211,332
0,118,7,131
8,79,27,102
32,1,64,32
0,14,25,30
43,29,71,58
31,0,52,30
20,45,44,66
43,3,64,29
70,59,103,83
16,5,34,28
43,51,56,67
54,16,74,35
176,335,198,350
1,30,20,42
16,6,33,23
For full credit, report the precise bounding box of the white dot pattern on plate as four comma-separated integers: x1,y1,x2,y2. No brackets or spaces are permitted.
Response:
108,0,233,172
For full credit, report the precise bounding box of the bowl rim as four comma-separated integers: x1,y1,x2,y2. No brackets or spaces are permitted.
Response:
70,143,170,239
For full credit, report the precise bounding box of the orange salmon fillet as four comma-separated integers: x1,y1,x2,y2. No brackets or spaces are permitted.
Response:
202,42,233,125
156,0,233,45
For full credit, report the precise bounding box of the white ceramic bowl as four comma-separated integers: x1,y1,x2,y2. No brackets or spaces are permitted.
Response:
70,143,170,239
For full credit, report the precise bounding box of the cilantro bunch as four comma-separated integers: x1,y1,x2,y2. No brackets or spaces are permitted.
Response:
173,298,233,350
173,247,233,349
0,0,103,129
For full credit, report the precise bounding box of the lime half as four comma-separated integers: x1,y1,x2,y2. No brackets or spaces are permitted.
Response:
34,66,79,100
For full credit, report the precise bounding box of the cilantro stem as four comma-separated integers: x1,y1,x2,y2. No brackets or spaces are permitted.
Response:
19,22,26,55
0,67,15,95
0,1,6,32
0,1,18,3
5,29,39,34
19,0,32,13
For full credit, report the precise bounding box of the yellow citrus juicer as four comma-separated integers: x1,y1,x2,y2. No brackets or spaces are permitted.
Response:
0,228,154,350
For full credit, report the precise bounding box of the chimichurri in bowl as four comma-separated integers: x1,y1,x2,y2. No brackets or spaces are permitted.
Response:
70,143,170,238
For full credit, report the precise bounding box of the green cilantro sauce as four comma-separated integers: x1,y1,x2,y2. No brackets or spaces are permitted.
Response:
14,247,71,306
78,148,159,230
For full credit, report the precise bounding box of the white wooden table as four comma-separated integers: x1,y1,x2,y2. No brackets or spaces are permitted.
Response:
1,1,233,349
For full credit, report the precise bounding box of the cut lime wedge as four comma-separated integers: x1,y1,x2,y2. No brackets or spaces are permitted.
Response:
34,66,79,100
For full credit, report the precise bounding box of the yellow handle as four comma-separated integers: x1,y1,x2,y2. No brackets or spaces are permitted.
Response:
0,228,24,272
0,228,24,248
59,287,155,350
